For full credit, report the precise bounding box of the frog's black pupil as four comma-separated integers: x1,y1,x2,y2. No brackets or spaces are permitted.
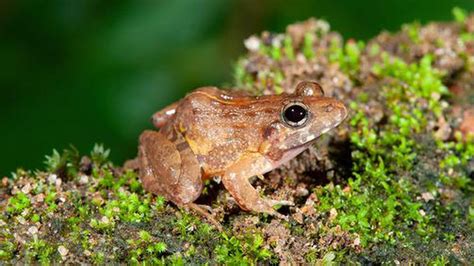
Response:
284,105,307,124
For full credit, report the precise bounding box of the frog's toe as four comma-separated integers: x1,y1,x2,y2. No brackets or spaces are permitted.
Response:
259,205,288,220
186,203,223,231
269,211,288,220
268,199,295,207
193,203,214,214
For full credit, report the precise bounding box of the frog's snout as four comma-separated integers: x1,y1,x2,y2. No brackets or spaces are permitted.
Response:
324,100,348,123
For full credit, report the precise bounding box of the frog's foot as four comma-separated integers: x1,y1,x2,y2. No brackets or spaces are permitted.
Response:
186,203,223,231
251,199,289,220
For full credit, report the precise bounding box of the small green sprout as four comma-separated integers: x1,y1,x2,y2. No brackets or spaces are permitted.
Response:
215,233,274,265
283,35,295,60
329,38,364,77
128,230,167,263
91,144,110,166
139,230,152,242
44,150,62,172
233,59,254,89
402,22,421,43
90,216,115,231
26,237,55,264
452,7,468,23
99,192,151,223
6,192,31,214
31,213,40,223
44,146,80,178
270,39,282,61
303,33,315,59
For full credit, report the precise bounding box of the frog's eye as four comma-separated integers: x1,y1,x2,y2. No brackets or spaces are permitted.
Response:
282,102,309,128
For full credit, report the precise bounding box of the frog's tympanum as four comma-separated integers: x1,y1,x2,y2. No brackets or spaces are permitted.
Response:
138,81,347,218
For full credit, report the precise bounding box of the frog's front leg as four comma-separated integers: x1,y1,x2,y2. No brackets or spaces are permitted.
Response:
221,153,291,218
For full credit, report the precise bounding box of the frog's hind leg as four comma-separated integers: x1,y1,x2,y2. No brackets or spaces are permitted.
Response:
138,130,202,205
139,130,224,229
151,102,179,128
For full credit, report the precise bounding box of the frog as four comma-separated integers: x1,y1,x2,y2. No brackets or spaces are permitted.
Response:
137,81,347,219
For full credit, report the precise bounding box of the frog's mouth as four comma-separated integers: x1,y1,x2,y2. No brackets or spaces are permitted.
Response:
271,140,316,169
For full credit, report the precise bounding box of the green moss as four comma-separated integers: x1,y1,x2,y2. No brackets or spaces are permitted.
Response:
303,32,315,59
234,58,255,90
430,256,449,266
90,144,111,166
402,22,421,43
215,233,274,265
452,7,468,23
44,146,80,179
31,213,40,223
127,230,168,264
283,35,295,60
25,237,56,264
0,237,15,261
45,191,58,212
317,54,454,247
437,133,474,189
328,38,364,78
269,39,282,61
6,192,31,214
91,252,105,264
101,192,152,223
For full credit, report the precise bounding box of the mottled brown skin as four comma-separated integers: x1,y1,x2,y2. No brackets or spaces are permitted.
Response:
139,81,347,216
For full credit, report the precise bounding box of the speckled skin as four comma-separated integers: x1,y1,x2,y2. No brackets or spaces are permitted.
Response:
138,81,347,215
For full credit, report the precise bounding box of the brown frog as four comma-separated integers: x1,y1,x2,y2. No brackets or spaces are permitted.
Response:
138,81,347,219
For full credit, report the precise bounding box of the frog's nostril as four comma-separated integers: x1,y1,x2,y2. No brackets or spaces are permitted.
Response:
325,104,334,112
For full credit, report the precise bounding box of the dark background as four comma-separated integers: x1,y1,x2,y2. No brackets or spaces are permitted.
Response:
1,0,473,176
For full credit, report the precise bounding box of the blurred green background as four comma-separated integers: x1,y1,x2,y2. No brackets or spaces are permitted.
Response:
1,0,473,176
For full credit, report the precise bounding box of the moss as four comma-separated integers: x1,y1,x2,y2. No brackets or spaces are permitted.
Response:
328,39,364,78
6,192,31,214
438,133,474,189
453,7,468,23
25,237,56,264
44,149,80,181
303,32,316,59
127,230,167,264
402,22,421,43
283,35,295,60
315,51,470,258
214,233,275,265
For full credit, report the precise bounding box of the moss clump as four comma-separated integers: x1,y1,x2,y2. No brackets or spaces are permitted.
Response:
1,7,474,265
215,233,275,264
317,54,450,248
233,7,472,264
6,192,31,215
0,145,276,264
328,39,365,79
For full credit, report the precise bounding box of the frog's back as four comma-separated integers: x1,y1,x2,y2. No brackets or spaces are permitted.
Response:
172,87,283,176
